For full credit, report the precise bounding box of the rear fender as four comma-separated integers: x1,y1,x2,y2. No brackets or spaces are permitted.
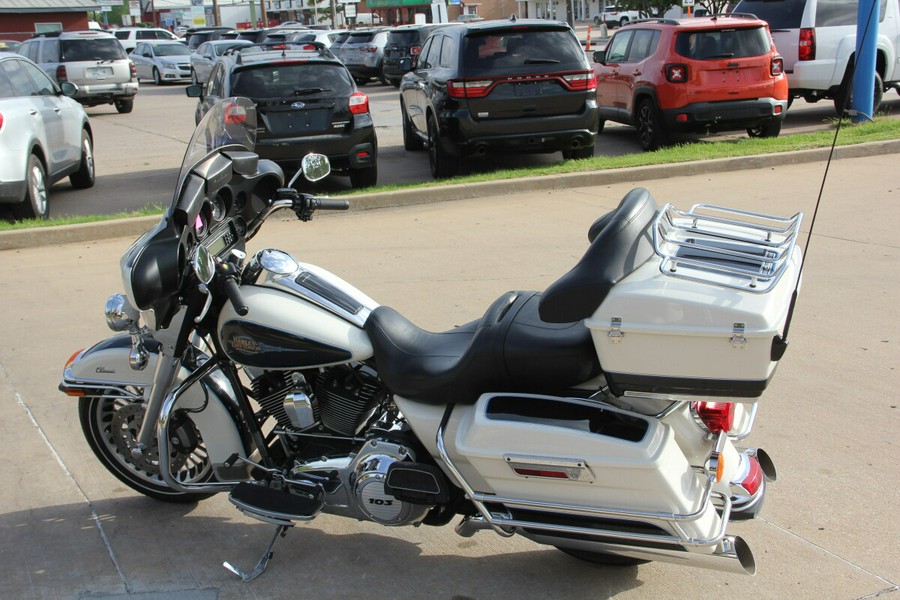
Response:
62,334,247,468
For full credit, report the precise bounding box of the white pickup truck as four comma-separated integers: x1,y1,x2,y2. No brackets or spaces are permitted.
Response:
734,0,900,115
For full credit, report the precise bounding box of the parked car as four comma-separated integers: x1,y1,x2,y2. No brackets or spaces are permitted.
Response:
382,23,448,87
112,27,183,54
733,0,900,115
0,52,95,219
185,45,378,188
340,29,390,85
130,40,192,84
329,30,352,59
284,29,347,48
190,39,253,84
17,30,139,113
591,16,788,151
399,19,600,179
185,27,235,50
229,28,291,45
0,40,22,52
593,6,644,28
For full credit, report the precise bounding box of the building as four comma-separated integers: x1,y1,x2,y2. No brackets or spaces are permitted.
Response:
0,0,101,40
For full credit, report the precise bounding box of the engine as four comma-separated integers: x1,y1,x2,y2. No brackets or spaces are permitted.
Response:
350,439,432,526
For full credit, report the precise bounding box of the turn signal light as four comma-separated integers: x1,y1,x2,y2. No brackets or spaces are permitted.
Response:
665,64,688,83
694,401,735,433
771,57,784,76
513,468,570,479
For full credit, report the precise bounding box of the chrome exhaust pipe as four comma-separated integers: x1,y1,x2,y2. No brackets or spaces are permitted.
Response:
524,532,757,576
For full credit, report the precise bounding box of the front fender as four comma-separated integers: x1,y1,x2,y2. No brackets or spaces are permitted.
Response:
61,334,247,473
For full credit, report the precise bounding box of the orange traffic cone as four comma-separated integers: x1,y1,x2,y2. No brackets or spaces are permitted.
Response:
586,25,592,51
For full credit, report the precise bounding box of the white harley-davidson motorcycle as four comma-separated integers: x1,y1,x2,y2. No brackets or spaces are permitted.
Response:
61,98,803,581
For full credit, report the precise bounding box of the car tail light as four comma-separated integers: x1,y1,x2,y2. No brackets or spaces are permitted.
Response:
56,64,67,82
448,79,494,98
799,27,815,61
349,91,369,114
410,45,422,56
771,56,784,76
364,45,378,53
129,61,137,81
0,112,4,131
693,401,735,433
562,71,597,91
665,64,688,83
224,101,249,124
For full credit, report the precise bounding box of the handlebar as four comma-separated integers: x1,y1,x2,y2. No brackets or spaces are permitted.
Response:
310,197,350,211
216,262,249,316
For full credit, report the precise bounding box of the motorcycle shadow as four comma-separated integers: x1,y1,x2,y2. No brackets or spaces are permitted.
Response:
6,495,645,599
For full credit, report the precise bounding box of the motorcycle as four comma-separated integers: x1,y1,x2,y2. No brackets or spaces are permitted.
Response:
60,97,803,581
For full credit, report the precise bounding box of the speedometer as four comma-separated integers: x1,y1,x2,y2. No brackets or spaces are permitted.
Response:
210,194,227,222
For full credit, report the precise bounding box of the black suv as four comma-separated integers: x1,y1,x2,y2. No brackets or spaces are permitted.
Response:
382,23,447,87
186,44,378,188
398,18,600,179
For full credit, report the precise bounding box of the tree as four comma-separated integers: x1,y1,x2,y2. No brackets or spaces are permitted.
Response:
615,0,680,18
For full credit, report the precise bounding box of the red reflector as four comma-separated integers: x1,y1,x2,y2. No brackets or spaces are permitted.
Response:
799,28,815,61
355,150,370,158
513,468,570,479
694,401,735,433
676,113,688,122
774,105,783,115
771,57,784,77
349,91,369,114
741,455,763,496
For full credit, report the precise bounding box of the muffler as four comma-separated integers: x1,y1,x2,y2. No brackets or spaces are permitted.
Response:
524,532,756,575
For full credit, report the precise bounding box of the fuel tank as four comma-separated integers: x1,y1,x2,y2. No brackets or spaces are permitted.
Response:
217,252,377,370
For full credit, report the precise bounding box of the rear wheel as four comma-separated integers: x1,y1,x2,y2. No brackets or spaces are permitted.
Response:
349,165,378,188
115,98,134,114
79,392,214,503
428,115,458,179
69,130,95,189
747,120,782,138
834,70,883,117
562,144,595,160
556,546,650,566
635,98,667,151
378,64,389,86
12,154,48,220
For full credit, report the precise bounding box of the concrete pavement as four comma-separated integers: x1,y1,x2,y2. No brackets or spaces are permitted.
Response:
0,152,898,599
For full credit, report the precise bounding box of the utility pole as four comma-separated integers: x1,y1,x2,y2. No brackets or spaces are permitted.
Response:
260,0,269,27
212,0,219,26
851,0,880,121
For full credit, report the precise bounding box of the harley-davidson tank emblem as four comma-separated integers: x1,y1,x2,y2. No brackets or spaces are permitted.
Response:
230,336,262,354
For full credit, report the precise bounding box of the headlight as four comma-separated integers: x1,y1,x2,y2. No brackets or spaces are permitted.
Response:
105,293,135,331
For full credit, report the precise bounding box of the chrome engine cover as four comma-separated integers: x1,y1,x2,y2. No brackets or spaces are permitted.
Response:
352,440,431,526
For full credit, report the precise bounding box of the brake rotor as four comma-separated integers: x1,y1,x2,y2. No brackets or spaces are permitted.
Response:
110,403,189,474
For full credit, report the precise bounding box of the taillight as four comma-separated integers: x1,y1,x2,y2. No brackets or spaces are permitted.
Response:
448,79,494,98
410,45,422,56
771,56,784,76
349,91,369,114
693,401,735,433
224,101,248,124
799,27,815,61
562,71,597,91
0,112,4,131
739,455,763,496
56,64,67,82
129,61,137,81
665,63,688,83
365,45,378,53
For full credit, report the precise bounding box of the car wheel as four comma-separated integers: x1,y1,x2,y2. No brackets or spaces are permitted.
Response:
620,17,629,28
13,154,49,220
747,120,782,139
834,70,883,117
389,78,401,88
191,68,198,85
69,130,96,189
355,77,369,87
427,115,458,179
378,64,389,86
402,100,424,151
562,144,595,160
349,165,378,188
115,98,134,114
636,98,667,151
153,68,162,86
593,16,601,25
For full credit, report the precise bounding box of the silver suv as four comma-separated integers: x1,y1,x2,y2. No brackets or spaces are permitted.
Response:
735,0,900,115
18,30,139,113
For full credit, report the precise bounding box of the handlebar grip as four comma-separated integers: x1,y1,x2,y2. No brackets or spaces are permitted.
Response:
222,277,249,316
312,197,350,211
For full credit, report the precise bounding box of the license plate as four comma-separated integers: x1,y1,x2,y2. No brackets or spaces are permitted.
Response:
87,67,113,79
513,82,541,97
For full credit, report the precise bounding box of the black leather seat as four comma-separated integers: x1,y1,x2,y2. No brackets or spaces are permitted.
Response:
364,188,660,405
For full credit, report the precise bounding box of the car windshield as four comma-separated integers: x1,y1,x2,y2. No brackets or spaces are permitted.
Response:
175,97,256,203
674,27,770,60
388,31,421,46
230,64,353,98
463,29,585,73
155,44,191,56
61,39,127,61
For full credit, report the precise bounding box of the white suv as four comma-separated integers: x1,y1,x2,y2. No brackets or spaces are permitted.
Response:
734,0,900,115
113,27,182,54
593,6,643,28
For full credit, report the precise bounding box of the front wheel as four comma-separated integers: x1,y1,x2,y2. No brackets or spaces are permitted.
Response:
79,393,214,503
153,68,162,86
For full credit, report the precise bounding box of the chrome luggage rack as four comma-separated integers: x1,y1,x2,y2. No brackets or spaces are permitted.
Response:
653,203,803,293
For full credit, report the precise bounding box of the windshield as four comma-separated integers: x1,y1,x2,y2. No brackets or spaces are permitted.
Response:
155,43,192,57
175,97,257,203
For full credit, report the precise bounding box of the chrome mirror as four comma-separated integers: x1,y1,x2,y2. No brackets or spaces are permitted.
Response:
193,245,215,284
301,153,331,182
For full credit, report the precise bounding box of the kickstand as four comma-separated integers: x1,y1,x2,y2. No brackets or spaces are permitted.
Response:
223,524,290,583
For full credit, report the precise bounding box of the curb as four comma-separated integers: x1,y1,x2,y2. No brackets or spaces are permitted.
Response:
2,139,898,252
